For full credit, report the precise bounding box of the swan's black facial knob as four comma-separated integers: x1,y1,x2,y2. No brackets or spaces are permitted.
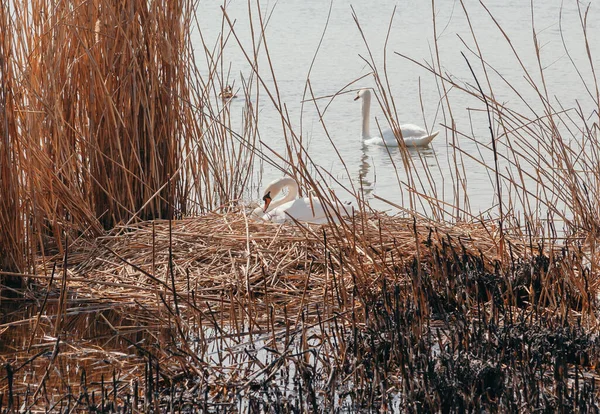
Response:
262,192,272,213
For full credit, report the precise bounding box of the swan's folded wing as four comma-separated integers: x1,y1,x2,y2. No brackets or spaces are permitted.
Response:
395,124,427,138
380,124,429,144
260,198,356,224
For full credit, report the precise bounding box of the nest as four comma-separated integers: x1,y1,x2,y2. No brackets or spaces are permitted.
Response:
35,209,513,328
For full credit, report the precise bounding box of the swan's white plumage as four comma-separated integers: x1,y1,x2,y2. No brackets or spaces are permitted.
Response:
355,88,439,147
253,177,354,224
262,198,330,224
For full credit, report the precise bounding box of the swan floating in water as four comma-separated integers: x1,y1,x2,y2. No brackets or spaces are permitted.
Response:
252,177,354,224
354,88,439,147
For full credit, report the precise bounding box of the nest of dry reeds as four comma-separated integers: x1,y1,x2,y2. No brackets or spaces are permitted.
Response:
38,209,512,326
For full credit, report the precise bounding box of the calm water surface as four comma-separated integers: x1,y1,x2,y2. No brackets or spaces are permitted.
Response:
194,0,599,222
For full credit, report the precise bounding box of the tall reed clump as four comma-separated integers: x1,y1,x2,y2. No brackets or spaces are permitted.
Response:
24,0,187,231
1,0,254,285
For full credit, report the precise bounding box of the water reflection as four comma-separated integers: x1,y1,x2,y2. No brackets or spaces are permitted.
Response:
389,144,436,163
358,146,374,197
358,142,438,198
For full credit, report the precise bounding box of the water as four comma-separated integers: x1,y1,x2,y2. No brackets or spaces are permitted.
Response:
194,0,599,222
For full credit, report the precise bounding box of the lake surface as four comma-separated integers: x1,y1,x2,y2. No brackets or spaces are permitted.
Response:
194,0,599,222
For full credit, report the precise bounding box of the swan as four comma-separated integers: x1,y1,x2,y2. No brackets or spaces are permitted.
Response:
354,88,439,147
252,177,354,224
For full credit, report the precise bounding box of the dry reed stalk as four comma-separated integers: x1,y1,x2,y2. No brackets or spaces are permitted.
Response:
0,0,26,288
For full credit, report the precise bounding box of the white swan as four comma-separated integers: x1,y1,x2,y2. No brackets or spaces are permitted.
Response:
252,177,354,224
354,88,439,147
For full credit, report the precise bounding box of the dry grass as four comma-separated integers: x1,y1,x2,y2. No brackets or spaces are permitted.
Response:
0,1,26,281
2,0,600,411
39,210,513,323
0,0,255,272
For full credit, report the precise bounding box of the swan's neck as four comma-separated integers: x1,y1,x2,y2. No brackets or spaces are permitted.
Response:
267,179,298,212
361,93,371,139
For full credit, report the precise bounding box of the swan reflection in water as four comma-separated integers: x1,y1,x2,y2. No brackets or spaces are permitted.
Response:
357,142,437,199
358,150,374,197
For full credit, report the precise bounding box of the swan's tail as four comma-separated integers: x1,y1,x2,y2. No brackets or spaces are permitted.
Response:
406,130,439,148
424,131,440,145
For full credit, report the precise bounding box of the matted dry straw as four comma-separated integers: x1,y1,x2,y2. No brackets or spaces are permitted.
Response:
38,209,518,330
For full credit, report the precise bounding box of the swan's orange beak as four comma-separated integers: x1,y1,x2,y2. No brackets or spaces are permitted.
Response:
262,193,272,213
354,95,360,101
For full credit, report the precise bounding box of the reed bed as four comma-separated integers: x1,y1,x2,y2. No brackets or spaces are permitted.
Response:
2,0,600,411
0,0,255,276
2,210,600,411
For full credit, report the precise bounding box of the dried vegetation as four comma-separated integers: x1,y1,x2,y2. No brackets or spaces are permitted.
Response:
1,0,600,412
